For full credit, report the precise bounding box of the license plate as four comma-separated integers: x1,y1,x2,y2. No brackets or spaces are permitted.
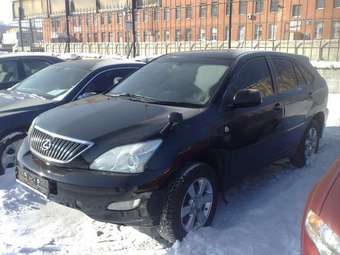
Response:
17,167,49,198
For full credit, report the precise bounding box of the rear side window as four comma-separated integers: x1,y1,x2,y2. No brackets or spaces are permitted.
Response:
0,60,20,83
236,57,274,97
297,63,314,84
23,59,51,76
272,58,298,93
293,62,306,86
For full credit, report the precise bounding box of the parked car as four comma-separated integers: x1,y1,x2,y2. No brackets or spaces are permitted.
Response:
16,51,328,243
0,53,62,89
301,158,340,255
0,59,143,175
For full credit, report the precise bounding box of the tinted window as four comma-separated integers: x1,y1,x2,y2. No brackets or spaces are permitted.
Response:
272,58,298,93
84,68,136,94
23,59,51,76
236,58,274,97
0,60,19,83
297,63,314,84
109,58,232,106
15,64,89,99
293,62,306,86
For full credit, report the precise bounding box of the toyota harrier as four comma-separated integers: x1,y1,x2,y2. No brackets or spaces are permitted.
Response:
16,51,328,243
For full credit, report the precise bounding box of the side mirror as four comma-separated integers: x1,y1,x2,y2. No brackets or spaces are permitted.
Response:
113,77,123,86
233,89,262,108
78,91,97,100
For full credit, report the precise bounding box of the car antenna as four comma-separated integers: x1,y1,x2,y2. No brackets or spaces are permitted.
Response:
160,112,183,134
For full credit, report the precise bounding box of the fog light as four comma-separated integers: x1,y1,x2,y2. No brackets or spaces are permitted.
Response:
107,199,141,211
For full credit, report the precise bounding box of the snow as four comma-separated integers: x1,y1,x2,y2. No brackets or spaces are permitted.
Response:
1,94,340,255
311,61,340,69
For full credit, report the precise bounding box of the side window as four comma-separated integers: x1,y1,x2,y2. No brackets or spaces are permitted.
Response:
297,63,314,84
0,60,20,83
23,59,51,76
293,62,306,86
272,58,298,93
83,68,136,94
236,58,274,97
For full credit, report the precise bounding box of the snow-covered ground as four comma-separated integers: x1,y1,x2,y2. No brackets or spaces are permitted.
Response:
1,94,340,255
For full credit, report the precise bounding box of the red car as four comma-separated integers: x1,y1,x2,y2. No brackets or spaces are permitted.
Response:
302,158,340,255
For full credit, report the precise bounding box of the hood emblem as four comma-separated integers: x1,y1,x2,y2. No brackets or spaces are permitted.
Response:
41,139,52,151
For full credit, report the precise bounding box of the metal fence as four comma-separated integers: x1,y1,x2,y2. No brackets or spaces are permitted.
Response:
16,0,340,61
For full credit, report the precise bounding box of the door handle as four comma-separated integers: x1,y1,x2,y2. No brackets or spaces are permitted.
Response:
273,103,283,111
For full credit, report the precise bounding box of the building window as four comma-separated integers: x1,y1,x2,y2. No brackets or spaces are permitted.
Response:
93,15,97,27
107,13,112,24
175,29,181,41
211,2,218,17
268,24,277,40
164,8,170,21
93,33,98,42
270,0,279,12
176,6,181,20
254,24,262,40
332,21,340,38
185,29,192,41
211,27,218,41
335,0,340,8
108,32,113,42
255,0,263,13
224,26,229,40
154,9,160,21
143,11,149,22
239,0,247,15
155,31,160,41
101,15,105,25
117,13,122,24
199,4,207,18
315,22,323,39
101,32,106,41
226,2,230,15
86,15,92,26
136,32,141,42
200,28,206,41
87,33,91,42
164,30,170,41
292,5,301,17
238,25,245,41
186,6,192,19
316,0,324,9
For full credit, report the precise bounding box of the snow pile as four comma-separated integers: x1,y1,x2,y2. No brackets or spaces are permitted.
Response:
311,61,340,69
0,95,340,255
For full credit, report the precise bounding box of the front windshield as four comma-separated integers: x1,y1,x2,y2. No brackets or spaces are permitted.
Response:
15,64,90,99
109,57,232,106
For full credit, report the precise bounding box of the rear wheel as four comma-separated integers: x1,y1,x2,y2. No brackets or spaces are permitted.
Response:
0,133,25,175
159,163,218,243
291,120,320,168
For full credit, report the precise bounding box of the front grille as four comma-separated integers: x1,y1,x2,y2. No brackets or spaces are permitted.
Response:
29,126,93,163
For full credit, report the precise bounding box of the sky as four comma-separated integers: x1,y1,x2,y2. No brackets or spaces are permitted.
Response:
0,0,13,24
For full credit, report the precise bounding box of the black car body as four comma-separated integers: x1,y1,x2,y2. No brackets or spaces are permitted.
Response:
0,59,143,175
16,51,328,243
0,53,62,89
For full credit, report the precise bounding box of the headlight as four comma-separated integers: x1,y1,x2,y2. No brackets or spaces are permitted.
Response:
305,210,340,255
90,139,162,173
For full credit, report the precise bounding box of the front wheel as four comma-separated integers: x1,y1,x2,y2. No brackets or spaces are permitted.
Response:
0,133,25,175
159,163,218,243
291,120,320,168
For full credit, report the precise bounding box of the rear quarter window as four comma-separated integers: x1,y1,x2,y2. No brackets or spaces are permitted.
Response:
272,58,298,93
296,62,314,84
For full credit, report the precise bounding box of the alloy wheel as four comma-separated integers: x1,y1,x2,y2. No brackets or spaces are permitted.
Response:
1,139,23,172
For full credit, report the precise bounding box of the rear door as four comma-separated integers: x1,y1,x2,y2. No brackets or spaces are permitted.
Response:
269,57,311,155
220,56,284,179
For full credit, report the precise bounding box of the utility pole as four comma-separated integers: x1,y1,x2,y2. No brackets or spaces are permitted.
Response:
228,0,233,49
131,0,137,57
18,0,24,51
64,0,71,53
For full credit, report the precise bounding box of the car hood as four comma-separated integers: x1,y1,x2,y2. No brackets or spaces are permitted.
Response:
319,159,340,236
36,95,203,144
0,90,52,114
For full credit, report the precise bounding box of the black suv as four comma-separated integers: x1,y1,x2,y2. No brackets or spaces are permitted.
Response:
16,51,328,243
0,53,62,89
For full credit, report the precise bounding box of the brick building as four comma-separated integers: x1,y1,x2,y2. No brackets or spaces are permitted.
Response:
13,0,340,44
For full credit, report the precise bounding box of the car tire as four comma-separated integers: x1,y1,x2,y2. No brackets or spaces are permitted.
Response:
0,132,26,176
291,120,320,168
159,162,218,243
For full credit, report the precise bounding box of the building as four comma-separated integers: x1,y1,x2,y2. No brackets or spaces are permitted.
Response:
12,0,340,44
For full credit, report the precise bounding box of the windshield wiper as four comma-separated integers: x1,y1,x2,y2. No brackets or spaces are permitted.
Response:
108,93,203,108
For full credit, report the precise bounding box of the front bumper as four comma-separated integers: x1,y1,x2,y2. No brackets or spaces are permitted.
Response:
16,145,166,227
